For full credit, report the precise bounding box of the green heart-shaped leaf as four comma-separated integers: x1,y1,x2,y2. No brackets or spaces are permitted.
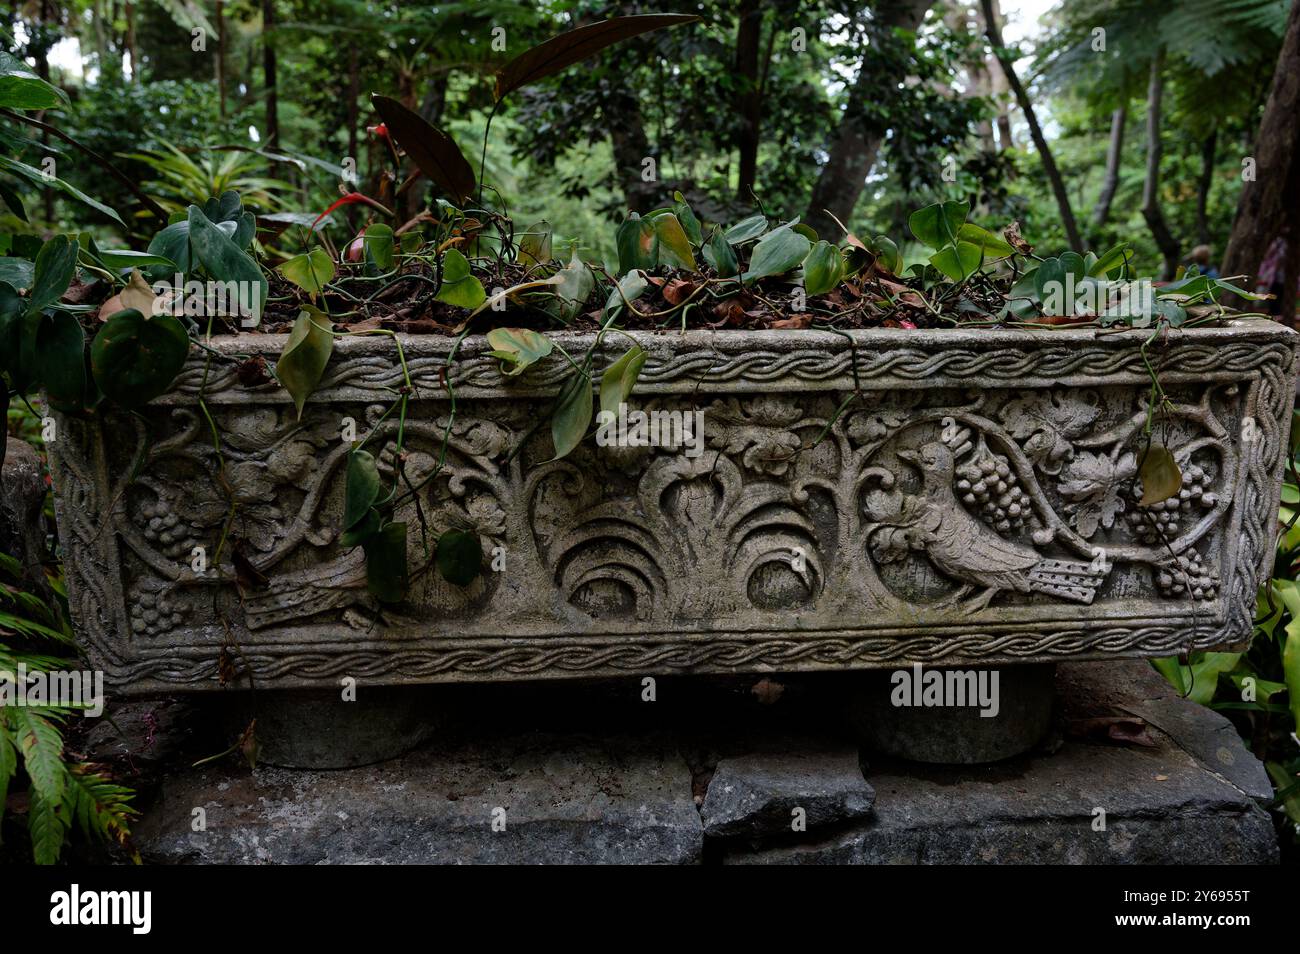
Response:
599,344,646,419
485,327,553,376
436,248,486,309
616,214,658,275
724,214,768,245
802,241,844,296
551,370,593,460
652,212,696,271
364,521,408,603
435,528,482,586
363,223,395,272
908,200,968,249
742,226,811,282
90,308,190,408
343,449,382,531
929,241,982,282
702,229,739,278
276,306,334,418
278,248,336,297
187,205,267,325
29,235,79,313
35,311,88,413
339,507,381,548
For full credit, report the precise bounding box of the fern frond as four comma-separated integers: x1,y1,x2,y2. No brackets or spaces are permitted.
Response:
7,706,66,804
65,764,139,857
27,786,69,865
0,721,15,844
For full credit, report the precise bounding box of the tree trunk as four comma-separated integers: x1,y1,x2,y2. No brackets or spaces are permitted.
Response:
605,94,658,213
90,0,110,82
1092,104,1125,229
981,0,1082,252
124,1,136,82
346,46,359,178
805,0,934,238
1141,51,1180,280
1222,0,1300,309
1194,126,1217,246
734,1,763,202
987,0,1013,150
262,0,279,148
216,0,226,117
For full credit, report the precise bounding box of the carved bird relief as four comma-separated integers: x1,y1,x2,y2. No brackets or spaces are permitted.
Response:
868,442,1106,611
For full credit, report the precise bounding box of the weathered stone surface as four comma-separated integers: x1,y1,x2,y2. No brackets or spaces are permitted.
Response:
1,439,51,600
1056,661,1274,803
127,662,1279,864
842,664,1055,764
700,749,874,838
724,661,1279,864
134,729,703,865
44,323,1298,695
223,687,443,769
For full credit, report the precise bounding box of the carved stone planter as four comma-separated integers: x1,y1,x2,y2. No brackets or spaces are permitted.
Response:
47,320,1297,698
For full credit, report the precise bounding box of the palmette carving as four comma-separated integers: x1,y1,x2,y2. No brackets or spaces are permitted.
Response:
44,324,1298,692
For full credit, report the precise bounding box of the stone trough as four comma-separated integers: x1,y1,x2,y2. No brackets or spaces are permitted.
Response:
45,320,1298,766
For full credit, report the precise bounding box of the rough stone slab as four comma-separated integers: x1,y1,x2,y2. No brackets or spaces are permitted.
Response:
701,749,874,839
723,661,1279,864
133,730,703,865
1056,661,1274,803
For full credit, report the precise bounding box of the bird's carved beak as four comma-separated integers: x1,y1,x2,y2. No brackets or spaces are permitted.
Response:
897,449,919,466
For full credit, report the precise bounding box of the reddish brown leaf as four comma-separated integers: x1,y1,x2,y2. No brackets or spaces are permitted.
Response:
494,15,701,102
371,95,476,204
662,278,696,305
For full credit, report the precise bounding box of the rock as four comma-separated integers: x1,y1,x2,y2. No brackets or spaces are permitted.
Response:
701,749,874,839
724,660,1279,864
0,439,51,599
133,729,703,865
841,664,1056,764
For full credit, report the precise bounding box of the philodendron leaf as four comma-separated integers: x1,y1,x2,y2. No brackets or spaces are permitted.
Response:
90,308,190,408
742,227,811,282
802,241,844,296
956,223,1013,257
616,214,658,274
435,529,482,586
343,449,382,531
370,94,476,204
339,507,381,548
493,14,701,101
551,371,593,460
485,327,553,376
724,214,768,245
602,269,649,317
278,247,335,298
187,205,267,325
436,248,486,309
929,241,983,282
869,235,903,274
35,311,87,413
652,213,696,271
363,521,408,603
363,223,395,272
908,200,968,249
702,229,739,277
29,235,79,313
554,253,594,318
600,344,646,419
517,220,552,267
1138,445,1182,506
672,191,702,246
276,306,335,419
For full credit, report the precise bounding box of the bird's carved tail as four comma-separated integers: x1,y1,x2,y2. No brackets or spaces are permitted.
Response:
1026,559,1106,604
